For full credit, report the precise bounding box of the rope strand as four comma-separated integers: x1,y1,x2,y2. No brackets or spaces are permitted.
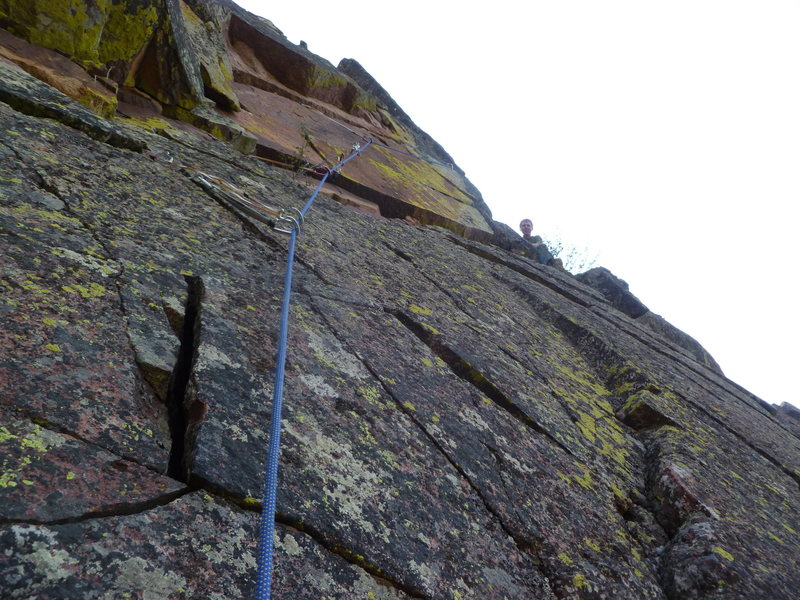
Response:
254,140,372,600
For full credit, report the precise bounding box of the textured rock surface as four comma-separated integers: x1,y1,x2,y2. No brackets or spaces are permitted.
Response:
1,4,799,600
0,0,494,238
576,267,722,373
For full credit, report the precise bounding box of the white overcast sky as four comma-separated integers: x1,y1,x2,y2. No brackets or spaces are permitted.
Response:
236,0,799,409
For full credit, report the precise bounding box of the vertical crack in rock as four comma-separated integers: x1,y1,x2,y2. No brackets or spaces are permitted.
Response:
497,290,675,594
538,307,764,598
558,310,800,489
165,275,204,482
388,308,574,458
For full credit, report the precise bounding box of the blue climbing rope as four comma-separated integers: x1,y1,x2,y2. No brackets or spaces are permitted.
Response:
255,140,372,600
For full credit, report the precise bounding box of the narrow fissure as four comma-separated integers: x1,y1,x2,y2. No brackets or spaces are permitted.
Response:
0,487,191,527
0,138,23,160
165,275,204,482
500,289,675,595
308,300,564,595
555,306,800,488
10,410,177,482
390,308,574,457
190,473,430,599
274,513,430,600
379,241,492,323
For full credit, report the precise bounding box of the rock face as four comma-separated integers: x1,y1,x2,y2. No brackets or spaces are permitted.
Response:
0,0,494,239
1,4,799,600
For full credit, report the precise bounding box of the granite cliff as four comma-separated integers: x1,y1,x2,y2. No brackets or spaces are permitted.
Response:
1,2,798,599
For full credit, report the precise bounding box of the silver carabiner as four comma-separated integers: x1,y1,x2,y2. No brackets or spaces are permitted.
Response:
274,215,301,234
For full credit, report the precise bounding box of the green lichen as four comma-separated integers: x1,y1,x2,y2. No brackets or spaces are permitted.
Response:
0,426,17,444
4,0,108,66
712,547,734,562
421,322,440,335
767,531,784,543
584,537,601,552
409,304,432,315
367,151,471,209
304,65,348,94
572,463,594,490
98,1,159,69
350,89,378,113
0,471,18,488
77,88,117,119
572,573,589,590
574,410,597,442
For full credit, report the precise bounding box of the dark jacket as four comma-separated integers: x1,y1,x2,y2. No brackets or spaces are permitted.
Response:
522,236,554,265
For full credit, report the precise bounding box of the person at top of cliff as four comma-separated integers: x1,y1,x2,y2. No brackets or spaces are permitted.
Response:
518,218,555,266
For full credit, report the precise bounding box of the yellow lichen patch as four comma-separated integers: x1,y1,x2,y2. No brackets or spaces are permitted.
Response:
98,1,160,66
767,532,784,543
611,482,626,501
357,385,386,408
572,573,589,590
616,382,635,395
557,552,573,565
60,282,106,299
357,421,378,446
584,537,601,552
0,427,17,444
9,0,107,66
574,410,597,443
409,304,432,316
0,472,18,488
421,321,440,335
572,463,594,490
377,449,400,470
712,547,734,562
